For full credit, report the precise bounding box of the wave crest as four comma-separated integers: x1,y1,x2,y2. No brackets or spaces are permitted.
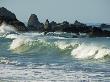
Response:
71,44,110,59
8,33,110,59
0,22,16,34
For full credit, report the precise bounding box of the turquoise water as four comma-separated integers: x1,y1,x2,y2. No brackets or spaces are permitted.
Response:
0,33,110,82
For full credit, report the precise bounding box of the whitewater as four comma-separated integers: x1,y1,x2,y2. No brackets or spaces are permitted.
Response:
0,23,110,82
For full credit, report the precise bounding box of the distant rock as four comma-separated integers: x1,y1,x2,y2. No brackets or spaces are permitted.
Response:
74,20,86,27
28,14,42,31
100,24,110,31
50,21,57,32
44,19,50,31
0,7,27,31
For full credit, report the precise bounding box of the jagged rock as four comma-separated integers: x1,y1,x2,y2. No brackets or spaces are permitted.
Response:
28,14,41,31
44,19,50,31
62,21,69,28
0,7,16,22
0,7,27,31
9,20,28,31
74,20,86,27
50,21,57,32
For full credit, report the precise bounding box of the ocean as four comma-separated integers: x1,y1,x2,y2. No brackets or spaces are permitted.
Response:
0,24,110,82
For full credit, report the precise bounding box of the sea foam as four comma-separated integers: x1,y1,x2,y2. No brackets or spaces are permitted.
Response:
0,22,16,34
71,44,110,59
9,34,110,59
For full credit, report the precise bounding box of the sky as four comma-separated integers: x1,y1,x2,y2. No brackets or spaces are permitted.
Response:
0,0,110,23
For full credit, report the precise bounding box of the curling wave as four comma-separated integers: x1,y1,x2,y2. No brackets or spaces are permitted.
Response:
71,44,110,59
9,34,110,59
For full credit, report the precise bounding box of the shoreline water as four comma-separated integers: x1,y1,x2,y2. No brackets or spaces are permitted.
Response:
0,33,110,81
0,7,110,82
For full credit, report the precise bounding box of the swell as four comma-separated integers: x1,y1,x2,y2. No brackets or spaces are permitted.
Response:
9,36,110,59
9,38,74,55
1,26,110,60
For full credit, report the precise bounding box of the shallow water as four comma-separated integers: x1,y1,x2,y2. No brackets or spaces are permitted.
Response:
0,33,110,82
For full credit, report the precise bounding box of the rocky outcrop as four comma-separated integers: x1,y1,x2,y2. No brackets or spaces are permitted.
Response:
44,19,49,30
89,27,110,37
44,19,52,32
0,7,110,37
100,24,110,31
100,24,110,28
0,7,27,31
27,14,43,31
74,20,86,27
50,21,57,32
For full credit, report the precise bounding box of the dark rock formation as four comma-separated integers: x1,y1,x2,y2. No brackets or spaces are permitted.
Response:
27,14,43,31
44,19,51,31
88,26,110,37
63,20,90,33
74,20,86,27
50,21,57,32
0,7,27,31
62,21,69,29
1,7,110,37
0,7,16,22
100,24,110,28
47,20,110,37
100,24,110,31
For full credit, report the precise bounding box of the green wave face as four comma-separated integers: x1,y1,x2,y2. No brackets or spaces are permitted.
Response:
9,36,110,59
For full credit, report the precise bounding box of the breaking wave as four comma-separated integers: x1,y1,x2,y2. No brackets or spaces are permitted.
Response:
0,23,110,60
71,44,110,59
0,22,17,36
8,33,110,59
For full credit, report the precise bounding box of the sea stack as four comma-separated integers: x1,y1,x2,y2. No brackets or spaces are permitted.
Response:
27,14,43,31
0,7,28,32
44,19,50,31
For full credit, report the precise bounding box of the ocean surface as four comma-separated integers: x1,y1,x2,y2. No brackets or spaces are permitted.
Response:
0,24,110,82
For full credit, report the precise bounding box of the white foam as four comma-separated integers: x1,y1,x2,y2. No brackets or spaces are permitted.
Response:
0,64,96,81
54,41,71,50
6,34,19,39
9,37,32,50
7,32,110,59
23,32,44,36
94,48,110,59
0,22,16,34
71,44,110,59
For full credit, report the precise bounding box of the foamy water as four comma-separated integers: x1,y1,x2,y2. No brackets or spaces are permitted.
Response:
0,22,16,34
9,35,110,59
0,24,110,81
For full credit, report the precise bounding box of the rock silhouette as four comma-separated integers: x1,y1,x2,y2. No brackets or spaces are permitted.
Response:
0,7,110,37
28,14,43,31
0,7,27,31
